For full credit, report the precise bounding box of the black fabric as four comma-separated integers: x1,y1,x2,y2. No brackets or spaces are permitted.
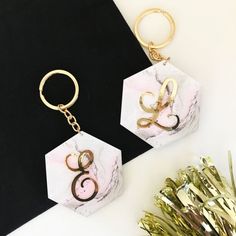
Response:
0,0,151,234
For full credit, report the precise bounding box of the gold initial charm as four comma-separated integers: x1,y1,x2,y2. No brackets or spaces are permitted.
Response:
137,78,180,131
65,150,98,202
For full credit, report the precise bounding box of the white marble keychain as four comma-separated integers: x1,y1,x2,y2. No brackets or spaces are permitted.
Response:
120,8,200,149
39,70,122,216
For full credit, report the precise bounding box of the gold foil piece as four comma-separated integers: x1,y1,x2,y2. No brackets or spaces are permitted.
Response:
139,153,236,235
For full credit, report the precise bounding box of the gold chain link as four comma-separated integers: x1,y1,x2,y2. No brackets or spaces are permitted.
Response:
148,42,170,63
58,104,81,133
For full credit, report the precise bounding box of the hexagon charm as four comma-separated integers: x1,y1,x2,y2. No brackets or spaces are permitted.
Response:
45,132,122,216
120,62,200,149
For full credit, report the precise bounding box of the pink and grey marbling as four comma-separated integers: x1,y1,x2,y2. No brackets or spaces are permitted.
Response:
45,132,122,216
120,62,200,149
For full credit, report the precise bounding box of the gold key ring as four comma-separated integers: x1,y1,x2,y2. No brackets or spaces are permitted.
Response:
39,69,79,111
134,8,175,49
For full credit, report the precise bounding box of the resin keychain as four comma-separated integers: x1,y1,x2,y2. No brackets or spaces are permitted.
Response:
121,8,200,149
39,69,122,216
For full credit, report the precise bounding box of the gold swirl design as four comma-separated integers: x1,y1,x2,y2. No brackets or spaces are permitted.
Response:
137,78,180,131
65,150,98,202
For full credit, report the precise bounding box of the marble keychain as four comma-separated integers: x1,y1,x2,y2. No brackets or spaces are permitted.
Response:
39,70,122,216
120,8,200,149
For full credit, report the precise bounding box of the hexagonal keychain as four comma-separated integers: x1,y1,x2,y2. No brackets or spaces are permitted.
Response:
39,70,122,216
121,8,200,149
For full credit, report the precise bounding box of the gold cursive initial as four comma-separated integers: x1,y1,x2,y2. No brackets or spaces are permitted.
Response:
137,78,180,131
65,150,98,202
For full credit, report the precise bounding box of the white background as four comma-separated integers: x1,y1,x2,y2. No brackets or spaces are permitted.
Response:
10,0,236,235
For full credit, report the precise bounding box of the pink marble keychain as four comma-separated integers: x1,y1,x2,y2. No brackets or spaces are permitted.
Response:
120,8,200,149
39,70,122,216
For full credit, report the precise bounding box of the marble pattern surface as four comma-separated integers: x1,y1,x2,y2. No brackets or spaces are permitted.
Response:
120,62,200,149
45,132,122,216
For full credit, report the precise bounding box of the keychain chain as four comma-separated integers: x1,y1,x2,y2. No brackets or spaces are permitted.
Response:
148,42,170,64
58,104,81,133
